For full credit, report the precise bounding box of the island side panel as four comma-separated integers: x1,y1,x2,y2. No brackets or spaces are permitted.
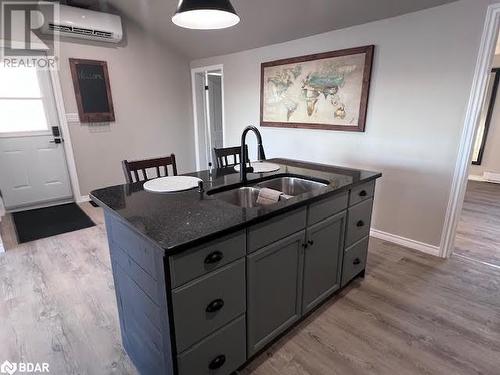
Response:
104,212,175,375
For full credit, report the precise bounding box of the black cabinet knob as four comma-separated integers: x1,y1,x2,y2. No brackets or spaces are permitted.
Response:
308,240,314,246
353,258,361,265
204,251,223,264
356,220,365,227
206,298,224,313
302,243,308,249
359,190,367,197
208,354,226,370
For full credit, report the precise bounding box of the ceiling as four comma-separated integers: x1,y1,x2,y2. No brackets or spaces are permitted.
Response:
77,0,459,59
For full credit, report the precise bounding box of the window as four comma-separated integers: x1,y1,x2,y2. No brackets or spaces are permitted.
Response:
0,66,49,133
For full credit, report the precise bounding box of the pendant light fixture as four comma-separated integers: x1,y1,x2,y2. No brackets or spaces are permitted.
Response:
172,0,240,30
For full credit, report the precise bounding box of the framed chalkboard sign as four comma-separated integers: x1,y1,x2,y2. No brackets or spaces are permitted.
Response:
69,58,115,122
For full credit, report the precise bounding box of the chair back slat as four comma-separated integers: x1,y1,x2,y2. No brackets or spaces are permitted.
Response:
122,154,178,183
214,146,249,168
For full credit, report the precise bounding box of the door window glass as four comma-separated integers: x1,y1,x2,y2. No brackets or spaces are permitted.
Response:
0,66,49,133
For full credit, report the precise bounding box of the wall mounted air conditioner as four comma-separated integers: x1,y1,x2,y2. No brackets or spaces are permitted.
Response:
40,4,123,44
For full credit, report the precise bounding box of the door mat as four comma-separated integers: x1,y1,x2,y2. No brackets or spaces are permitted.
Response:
13,203,95,243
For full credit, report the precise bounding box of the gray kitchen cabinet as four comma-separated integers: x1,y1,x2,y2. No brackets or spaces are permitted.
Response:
246,230,305,357
95,158,381,375
302,211,346,314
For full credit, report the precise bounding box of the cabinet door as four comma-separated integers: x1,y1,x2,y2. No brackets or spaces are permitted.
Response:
247,230,305,357
302,211,346,314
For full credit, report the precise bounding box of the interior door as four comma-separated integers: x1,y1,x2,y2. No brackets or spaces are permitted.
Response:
193,68,224,170
0,64,72,210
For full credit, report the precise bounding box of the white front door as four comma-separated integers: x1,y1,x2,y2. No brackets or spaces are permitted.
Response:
0,64,72,210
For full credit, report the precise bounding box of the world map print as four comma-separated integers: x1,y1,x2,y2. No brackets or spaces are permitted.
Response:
261,51,369,129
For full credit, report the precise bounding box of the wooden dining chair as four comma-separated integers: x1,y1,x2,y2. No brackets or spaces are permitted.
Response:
122,154,178,183
214,146,249,168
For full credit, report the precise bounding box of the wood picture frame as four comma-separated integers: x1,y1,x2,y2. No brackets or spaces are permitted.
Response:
260,45,374,132
471,68,500,165
69,58,115,123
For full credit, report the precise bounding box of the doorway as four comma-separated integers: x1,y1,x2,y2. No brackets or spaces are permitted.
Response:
191,65,225,170
454,43,500,267
443,3,500,262
0,62,73,211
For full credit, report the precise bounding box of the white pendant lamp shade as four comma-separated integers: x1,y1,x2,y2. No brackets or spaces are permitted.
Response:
172,0,240,30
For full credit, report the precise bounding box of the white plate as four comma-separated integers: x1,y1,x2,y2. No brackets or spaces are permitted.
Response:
234,161,280,173
143,176,202,193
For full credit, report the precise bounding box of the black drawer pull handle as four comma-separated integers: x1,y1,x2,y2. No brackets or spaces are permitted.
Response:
359,190,367,197
356,220,365,227
353,258,361,265
206,298,224,313
208,354,226,370
204,251,223,264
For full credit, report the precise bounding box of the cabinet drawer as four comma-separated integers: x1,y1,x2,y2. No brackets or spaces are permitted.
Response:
307,191,348,225
349,181,375,206
177,315,246,375
247,207,306,253
342,236,369,287
346,198,373,247
172,259,246,352
169,230,246,288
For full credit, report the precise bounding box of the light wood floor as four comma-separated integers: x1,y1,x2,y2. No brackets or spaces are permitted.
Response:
0,203,499,374
455,180,500,267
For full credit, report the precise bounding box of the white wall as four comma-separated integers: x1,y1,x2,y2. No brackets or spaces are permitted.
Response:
191,0,491,247
58,19,195,196
470,54,500,177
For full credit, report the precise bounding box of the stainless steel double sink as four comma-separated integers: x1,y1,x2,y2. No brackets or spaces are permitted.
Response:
208,176,329,208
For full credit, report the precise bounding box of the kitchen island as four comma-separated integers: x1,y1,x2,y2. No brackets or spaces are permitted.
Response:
90,158,381,375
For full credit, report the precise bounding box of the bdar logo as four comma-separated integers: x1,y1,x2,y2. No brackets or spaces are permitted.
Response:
0,361,17,375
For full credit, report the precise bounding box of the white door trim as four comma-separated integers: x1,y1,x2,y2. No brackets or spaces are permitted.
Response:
191,64,225,170
50,63,82,202
440,3,500,258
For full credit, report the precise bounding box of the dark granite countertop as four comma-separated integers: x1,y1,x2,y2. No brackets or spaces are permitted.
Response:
90,158,381,254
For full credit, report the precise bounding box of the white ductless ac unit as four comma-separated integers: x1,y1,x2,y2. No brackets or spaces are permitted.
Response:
40,4,123,44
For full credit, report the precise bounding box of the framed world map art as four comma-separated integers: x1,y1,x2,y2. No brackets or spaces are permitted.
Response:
260,45,374,132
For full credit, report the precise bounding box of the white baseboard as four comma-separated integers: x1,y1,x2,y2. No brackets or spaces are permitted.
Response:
77,195,90,203
468,174,485,182
483,172,500,183
370,228,440,257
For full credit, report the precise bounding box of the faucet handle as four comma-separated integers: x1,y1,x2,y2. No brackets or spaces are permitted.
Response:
198,180,204,193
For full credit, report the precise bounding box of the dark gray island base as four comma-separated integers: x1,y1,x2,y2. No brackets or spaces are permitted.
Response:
91,159,381,375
